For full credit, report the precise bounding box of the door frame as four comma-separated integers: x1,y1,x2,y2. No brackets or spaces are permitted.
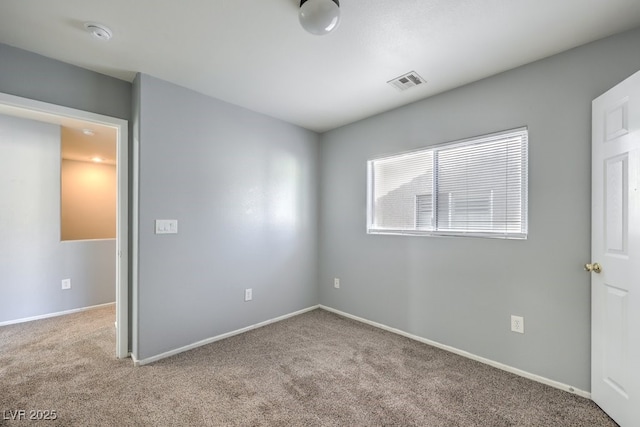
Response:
0,92,132,359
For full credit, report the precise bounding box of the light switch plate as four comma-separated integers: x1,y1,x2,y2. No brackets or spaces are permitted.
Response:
155,219,178,234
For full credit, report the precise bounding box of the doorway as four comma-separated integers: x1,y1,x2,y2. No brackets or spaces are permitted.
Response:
0,92,130,359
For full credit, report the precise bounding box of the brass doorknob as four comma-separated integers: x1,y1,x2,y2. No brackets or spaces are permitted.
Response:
585,263,602,274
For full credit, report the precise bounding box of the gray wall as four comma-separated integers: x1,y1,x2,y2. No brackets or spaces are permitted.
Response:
0,44,131,120
133,74,319,360
318,27,640,391
0,114,115,323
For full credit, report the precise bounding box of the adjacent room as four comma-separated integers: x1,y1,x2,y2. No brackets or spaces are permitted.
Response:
1,1,640,425
0,113,117,325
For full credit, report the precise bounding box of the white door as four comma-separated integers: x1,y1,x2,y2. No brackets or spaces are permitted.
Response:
591,70,640,426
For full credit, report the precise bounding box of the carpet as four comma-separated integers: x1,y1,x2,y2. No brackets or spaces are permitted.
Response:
0,306,616,426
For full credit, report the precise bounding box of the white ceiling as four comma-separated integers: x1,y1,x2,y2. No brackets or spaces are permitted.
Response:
1,0,639,133
61,126,117,165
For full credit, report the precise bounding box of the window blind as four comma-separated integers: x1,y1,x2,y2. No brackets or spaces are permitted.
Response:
367,128,528,239
370,150,433,231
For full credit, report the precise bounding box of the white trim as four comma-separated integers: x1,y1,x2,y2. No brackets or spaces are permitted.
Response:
131,87,140,360
115,117,129,360
134,305,320,366
0,92,131,360
319,305,591,399
0,302,115,327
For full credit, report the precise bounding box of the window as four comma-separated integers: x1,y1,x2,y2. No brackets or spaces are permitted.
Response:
367,128,528,239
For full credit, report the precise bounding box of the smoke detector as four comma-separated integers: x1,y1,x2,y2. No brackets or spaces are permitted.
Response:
84,23,112,41
388,71,426,92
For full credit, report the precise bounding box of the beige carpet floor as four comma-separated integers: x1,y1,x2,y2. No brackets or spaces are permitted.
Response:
0,305,616,426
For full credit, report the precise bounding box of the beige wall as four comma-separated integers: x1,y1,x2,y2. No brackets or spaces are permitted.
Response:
61,159,116,241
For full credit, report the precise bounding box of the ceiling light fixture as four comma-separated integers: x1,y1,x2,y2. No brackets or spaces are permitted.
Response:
299,0,340,36
84,23,113,41
91,157,104,163
82,128,95,136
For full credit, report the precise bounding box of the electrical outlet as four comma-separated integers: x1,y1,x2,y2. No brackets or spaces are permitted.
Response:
61,279,71,290
511,315,524,334
334,278,340,289
244,288,252,302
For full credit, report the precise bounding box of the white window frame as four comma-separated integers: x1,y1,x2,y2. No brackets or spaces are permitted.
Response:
367,127,528,239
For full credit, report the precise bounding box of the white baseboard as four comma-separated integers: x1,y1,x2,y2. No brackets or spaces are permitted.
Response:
134,305,321,366
319,305,590,399
0,302,116,327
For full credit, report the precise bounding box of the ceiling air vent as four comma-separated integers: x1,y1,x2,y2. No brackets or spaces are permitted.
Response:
387,71,426,92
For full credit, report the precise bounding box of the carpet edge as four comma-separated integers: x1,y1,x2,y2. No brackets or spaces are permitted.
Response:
0,302,116,327
134,305,321,366
319,304,591,400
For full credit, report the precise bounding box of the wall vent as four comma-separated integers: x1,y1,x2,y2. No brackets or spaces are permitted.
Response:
387,71,426,91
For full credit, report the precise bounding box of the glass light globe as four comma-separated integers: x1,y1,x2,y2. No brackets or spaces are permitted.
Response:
299,0,340,36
